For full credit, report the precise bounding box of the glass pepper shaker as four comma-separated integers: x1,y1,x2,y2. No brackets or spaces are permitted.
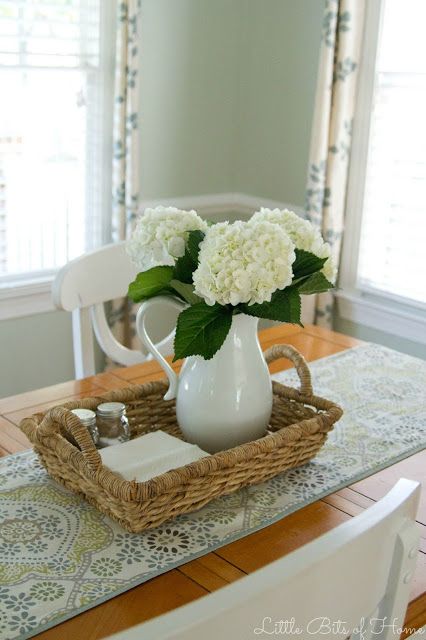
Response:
96,402,130,448
70,408,99,446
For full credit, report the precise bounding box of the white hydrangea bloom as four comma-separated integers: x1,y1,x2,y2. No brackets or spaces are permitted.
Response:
126,206,208,271
193,220,295,306
250,208,337,283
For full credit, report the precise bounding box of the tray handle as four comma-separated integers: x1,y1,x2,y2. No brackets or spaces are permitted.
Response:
38,406,102,469
264,344,313,397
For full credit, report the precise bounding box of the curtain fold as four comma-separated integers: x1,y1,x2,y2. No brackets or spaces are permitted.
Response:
305,0,366,326
110,0,142,348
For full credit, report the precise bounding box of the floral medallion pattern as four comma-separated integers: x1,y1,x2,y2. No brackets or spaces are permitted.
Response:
0,344,425,640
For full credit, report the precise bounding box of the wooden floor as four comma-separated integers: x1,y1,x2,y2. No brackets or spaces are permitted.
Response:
0,324,425,639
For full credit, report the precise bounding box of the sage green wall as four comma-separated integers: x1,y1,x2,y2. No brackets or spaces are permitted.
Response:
234,0,324,206
0,312,75,398
139,0,240,198
0,312,106,399
138,0,325,205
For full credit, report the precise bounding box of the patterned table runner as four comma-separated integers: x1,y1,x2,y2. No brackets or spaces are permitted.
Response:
0,343,425,640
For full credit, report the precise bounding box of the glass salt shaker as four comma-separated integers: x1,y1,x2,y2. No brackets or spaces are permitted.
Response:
96,402,130,448
70,408,99,446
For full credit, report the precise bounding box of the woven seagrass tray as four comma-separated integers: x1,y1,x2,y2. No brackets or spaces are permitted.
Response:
20,344,343,532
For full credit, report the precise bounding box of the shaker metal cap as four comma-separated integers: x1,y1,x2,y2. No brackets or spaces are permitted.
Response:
96,402,126,417
71,408,96,426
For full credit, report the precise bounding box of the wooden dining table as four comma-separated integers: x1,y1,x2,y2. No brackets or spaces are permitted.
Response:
0,324,425,639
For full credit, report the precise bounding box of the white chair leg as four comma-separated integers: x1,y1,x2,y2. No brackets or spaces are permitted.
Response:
72,308,96,378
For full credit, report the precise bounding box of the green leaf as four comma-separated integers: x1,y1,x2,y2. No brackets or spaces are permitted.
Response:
128,266,174,302
241,287,302,325
174,251,195,284
173,303,233,361
173,230,205,284
169,280,202,305
298,271,334,295
187,230,205,263
292,249,327,280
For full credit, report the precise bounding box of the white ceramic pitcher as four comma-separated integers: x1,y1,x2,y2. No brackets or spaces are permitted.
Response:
136,297,273,453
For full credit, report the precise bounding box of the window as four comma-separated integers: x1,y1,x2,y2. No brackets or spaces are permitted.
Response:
339,0,426,341
0,0,114,291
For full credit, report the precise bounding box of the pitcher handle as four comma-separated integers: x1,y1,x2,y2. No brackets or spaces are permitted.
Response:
135,296,186,401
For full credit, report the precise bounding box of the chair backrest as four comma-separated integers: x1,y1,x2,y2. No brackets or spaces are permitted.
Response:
52,242,176,378
106,478,420,640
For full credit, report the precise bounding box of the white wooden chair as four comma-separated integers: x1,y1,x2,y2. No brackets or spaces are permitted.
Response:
106,478,420,640
52,242,178,378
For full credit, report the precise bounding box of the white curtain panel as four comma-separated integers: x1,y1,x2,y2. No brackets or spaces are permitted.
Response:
305,0,366,326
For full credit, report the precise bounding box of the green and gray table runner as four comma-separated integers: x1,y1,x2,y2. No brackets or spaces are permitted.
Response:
1,343,425,640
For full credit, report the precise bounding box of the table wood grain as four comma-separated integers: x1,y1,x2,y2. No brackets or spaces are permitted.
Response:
0,325,424,639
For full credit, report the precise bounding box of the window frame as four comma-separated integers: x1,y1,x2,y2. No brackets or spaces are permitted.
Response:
0,0,116,321
337,0,426,344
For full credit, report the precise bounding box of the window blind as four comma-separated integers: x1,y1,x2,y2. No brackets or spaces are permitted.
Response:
0,0,110,280
0,0,99,68
356,0,426,306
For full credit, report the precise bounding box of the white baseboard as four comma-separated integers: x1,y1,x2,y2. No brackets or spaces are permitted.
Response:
1,193,303,320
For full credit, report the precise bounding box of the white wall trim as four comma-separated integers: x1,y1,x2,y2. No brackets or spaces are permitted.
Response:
139,192,304,218
0,278,55,321
140,193,238,217
0,192,302,321
336,289,426,345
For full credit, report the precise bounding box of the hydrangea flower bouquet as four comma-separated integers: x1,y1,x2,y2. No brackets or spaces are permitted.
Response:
126,206,336,361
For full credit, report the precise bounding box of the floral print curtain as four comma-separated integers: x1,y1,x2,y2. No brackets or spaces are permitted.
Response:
110,0,142,347
305,0,365,326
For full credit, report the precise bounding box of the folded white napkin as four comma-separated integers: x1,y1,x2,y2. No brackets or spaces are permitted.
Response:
99,431,208,482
